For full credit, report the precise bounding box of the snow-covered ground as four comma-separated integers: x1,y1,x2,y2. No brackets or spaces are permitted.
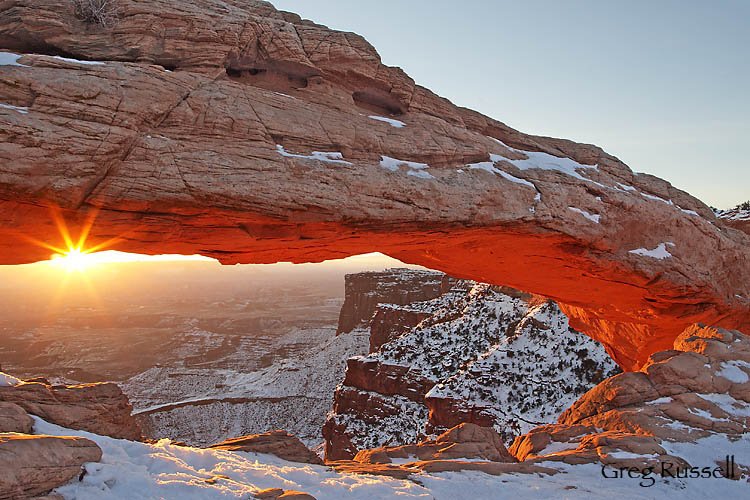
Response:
36,416,750,500
126,327,369,447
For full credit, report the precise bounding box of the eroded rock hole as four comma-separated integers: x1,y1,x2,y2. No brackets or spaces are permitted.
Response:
352,90,405,116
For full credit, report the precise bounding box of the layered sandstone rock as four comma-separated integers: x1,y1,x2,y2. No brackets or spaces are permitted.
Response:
0,0,748,368
0,379,142,440
208,430,323,465
337,269,452,334
0,434,102,499
254,489,317,500
716,208,750,235
353,423,516,464
324,274,618,460
329,423,556,480
0,402,33,433
508,324,750,478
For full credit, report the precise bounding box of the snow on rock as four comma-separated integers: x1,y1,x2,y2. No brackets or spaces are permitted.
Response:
325,274,620,458
628,242,676,260
615,183,637,192
368,115,406,128
568,207,600,223
641,192,674,205
0,371,22,387
0,103,28,114
487,137,602,186
467,155,537,191
380,156,434,179
276,144,352,165
715,360,750,384
0,51,28,66
50,56,106,66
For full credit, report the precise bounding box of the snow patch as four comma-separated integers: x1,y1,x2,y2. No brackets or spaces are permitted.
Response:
645,397,674,405
677,206,699,216
276,145,351,165
51,55,105,66
607,451,659,460
616,183,637,192
641,192,674,205
628,242,675,260
368,115,406,128
716,361,750,384
486,137,602,186
0,52,28,67
380,156,434,179
0,103,28,114
697,393,750,418
467,157,537,191
1,371,22,387
568,207,600,223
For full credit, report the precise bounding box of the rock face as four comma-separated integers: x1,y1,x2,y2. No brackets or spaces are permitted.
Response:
716,208,750,235
208,430,323,465
0,434,102,500
0,402,33,433
507,324,750,478
0,0,748,369
337,269,452,334
254,489,317,500
353,423,516,464
323,271,619,460
329,423,557,480
0,379,142,440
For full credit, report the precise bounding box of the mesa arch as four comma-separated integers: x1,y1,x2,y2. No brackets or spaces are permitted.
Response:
0,0,748,371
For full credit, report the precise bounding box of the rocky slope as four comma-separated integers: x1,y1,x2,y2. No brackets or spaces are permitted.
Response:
508,324,750,479
337,269,452,334
323,271,620,460
0,376,141,440
1,1,748,368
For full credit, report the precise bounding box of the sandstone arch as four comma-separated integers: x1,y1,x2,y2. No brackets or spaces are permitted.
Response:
1,0,748,370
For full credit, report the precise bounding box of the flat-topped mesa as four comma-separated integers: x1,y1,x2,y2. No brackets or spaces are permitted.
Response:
337,269,453,335
0,0,748,369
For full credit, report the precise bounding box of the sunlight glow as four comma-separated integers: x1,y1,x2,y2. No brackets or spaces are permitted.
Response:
47,249,216,272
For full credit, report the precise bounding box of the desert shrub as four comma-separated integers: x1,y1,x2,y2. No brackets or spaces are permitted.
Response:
72,0,119,28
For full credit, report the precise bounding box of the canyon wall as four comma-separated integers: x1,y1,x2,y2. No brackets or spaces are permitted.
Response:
323,270,620,460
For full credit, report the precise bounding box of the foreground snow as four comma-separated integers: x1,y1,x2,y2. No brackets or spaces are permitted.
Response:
34,417,749,500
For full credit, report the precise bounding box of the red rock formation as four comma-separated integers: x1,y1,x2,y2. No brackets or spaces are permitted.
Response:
0,402,33,433
353,423,516,464
369,306,433,353
0,434,102,500
0,0,748,369
716,208,750,235
507,324,750,477
325,277,619,460
337,269,451,334
0,379,142,440
208,430,323,465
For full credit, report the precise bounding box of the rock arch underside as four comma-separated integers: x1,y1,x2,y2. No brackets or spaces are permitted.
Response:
0,0,748,371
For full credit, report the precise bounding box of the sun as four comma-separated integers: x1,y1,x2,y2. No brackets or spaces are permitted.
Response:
49,247,94,273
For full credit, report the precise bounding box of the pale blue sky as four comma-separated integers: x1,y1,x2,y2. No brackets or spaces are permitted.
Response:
271,0,748,208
